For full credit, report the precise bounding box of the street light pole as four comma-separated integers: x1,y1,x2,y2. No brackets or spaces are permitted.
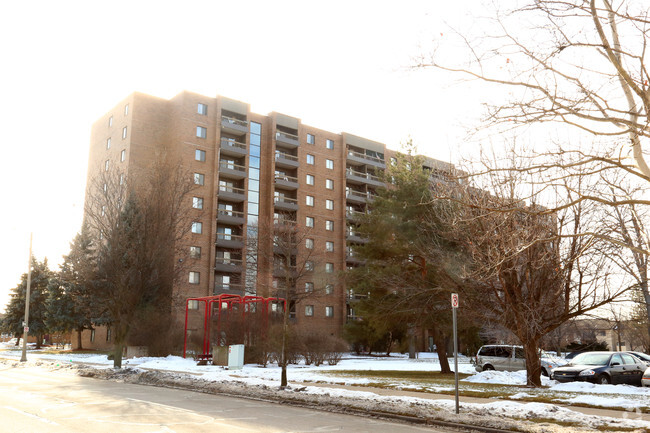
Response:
20,233,33,363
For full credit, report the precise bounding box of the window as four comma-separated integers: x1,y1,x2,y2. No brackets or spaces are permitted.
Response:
189,271,200,284
325,284,333,295
326,159,333,169
101,205,105,216
90,329,95,342
306,174,314,185
305,305,314,316
326,199,334,210
325,220,333,231
198,103,208,115
122,126,127,139
325,306,334,317
326,241,334,252
306,195,314,206
306,216,314,228
106,327,112,342
306,154,315,165
195,149,206,162
196,126,207,138
124,104,129,116
120,150,125,162
192,197,203,209
305,261,314,271
305,238,314,249
194,173,205,185
325,263,334,273
190,246,201,259
325,179,333,189
188,300,199,310
104,160,109,171
119,174,124,185
103,183,107,192
391,157,397,166
191,222,203,234
108,116,113,127
326,139,334,150
106,138,111,149
305,282,314,292
307,133,315,144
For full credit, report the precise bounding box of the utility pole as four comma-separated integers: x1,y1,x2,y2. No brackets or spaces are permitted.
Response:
20,233,33,363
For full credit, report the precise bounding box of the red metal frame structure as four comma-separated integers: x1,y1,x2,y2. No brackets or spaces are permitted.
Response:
182,294,285,359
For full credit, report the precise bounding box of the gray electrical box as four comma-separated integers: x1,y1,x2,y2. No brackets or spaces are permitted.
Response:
228,344,244,370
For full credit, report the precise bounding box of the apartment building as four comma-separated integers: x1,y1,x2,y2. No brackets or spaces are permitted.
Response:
82,90,454,349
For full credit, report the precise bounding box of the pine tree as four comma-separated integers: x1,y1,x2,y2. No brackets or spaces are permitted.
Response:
1,258,53,349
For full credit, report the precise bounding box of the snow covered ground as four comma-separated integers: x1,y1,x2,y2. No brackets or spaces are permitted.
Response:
1,341,649,431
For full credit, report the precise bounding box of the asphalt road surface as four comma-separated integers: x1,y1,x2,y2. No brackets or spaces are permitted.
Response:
0,364,453,433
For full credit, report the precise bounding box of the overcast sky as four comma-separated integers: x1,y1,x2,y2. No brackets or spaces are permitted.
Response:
0,0,490,311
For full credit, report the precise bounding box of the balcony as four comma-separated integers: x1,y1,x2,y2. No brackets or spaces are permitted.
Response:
221,115,248,135
217,209,245,225
345,168,384,188
215,233,244,249
274,195,299,212
346,230,368,244
346,209,366,220
213,283,245,296
217,185,245,203
214,257,243,273
273,264,297,278
346,189,373,204
346,150,386,169
218,160,247,180
220,138,247,157
346,249,365,265
275,151,300,169
274,173,299,190
275,131,299,148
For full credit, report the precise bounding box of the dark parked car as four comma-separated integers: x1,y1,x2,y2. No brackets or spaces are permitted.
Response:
551,352,646,385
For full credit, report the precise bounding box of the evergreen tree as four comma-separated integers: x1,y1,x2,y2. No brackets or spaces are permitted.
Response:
1,258,53,349
347,150,464,372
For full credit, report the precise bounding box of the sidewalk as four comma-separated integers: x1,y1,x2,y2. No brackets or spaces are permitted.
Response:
298,380,650,423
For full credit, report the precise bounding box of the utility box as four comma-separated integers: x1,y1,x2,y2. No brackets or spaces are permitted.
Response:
228,344,244,370
212,346,228,366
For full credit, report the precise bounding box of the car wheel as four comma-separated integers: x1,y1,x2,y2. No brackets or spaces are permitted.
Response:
541,368,549,377
598,375,611,385
483,365,494,371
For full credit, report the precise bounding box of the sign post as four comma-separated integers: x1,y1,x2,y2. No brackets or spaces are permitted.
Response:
451,293,459,414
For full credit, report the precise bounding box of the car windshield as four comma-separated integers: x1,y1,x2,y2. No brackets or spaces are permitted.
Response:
570,353,610,366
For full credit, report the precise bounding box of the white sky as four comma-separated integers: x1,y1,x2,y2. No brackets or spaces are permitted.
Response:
0,0,489,311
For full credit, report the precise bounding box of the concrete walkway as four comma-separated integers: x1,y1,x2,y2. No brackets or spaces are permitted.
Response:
299,381,650,423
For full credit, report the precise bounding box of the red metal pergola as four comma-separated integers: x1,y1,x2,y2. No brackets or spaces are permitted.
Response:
182,294,285,359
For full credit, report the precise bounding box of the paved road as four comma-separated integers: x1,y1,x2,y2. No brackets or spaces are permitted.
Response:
0,364,452,433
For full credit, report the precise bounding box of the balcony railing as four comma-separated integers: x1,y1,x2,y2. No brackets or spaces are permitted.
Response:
276,131,299,142
274,173,299,183
275,151,298,162
347,150,385,165
215,233,244,242
346,190,374,201
215,257,243,266
218,184,245,195
221,138,247,151
346,168,382,183
221,116,248,128
217,209,245,219
274,196,298,205
213,283,245,296
346,209,365,218
219,161,247,173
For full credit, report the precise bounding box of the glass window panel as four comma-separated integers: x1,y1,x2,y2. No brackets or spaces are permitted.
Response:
249,144,260,156
249,156,260,168
248,203,259,215
249,168,260,180
248,179,259,192
250,122,261,135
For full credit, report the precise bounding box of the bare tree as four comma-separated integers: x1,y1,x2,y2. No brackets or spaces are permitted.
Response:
84,160,195,367
248,213,329,388
430,160,629,386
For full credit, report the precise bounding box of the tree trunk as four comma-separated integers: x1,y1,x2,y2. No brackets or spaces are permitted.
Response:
432,327,452,374
77,328,83,350
14,334,20,346
408,324,416,359
35,333,42,349
113,342,123,368
523,341,542,387
280,302,289,388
